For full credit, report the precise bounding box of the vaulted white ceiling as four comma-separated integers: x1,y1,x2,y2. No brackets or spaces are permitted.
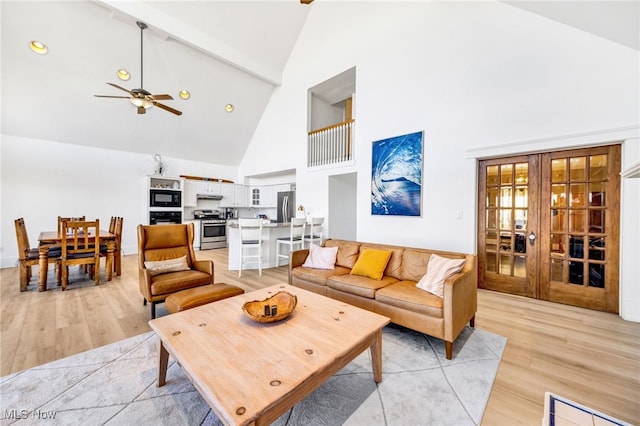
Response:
1,1,637,166
1,1,310,165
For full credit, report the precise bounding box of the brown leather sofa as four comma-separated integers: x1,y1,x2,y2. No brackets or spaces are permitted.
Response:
138,223,213,318
289,239,477,359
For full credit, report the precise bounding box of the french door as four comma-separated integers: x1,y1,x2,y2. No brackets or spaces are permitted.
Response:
478,145,621,313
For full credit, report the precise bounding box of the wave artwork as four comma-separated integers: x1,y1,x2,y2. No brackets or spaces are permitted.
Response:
371,131,423,216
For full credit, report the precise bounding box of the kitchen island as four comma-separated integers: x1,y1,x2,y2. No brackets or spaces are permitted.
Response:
227,221,304,271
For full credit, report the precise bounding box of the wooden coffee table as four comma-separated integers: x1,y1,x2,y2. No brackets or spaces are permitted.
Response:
149,284,390,426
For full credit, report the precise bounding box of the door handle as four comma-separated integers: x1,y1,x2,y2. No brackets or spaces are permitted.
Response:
528,232,536,246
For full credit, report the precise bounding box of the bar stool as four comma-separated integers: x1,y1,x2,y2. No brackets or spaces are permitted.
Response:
304,217,325,248
276,218,306,267
238,218,264,277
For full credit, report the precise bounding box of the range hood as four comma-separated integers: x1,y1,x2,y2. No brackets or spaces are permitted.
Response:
197,194,223,200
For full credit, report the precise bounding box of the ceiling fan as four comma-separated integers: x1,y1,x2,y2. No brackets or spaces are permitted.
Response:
94,21,182,116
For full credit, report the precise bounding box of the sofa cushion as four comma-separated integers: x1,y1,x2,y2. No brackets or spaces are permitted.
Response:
375,280,444,317
324,240,360,268
400,249,432,282
416,254,466,298
291,265,351,286
144,255,190,276
328,274,398,299
302,243,338,269
150,270,212,296
350,248,393,280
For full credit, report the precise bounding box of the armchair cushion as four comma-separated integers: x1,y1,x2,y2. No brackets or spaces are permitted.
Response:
150,270,212,296
144,255,190,276
416,254,466,298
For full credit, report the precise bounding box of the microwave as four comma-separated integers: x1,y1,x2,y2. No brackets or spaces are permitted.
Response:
150,189,181,208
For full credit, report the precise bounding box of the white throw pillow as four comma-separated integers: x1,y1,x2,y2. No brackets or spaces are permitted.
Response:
302,243,338,270
416,254,466,298
144,255,190,276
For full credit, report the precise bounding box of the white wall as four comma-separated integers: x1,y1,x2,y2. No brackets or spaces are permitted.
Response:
310,94,344,131
240,2,639,318
0,135,238,267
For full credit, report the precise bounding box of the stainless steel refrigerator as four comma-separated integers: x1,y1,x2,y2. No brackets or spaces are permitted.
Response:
277,191,296,223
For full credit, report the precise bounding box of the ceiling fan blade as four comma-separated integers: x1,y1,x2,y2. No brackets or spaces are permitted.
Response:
106,82,134,95
137,106,146,114
150,94,173,101
153,101,183,116
94,95,130,99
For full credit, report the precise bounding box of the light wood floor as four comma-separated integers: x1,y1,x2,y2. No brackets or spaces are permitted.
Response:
2,249,638,425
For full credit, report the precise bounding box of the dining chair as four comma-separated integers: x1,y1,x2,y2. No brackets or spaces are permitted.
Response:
58,216,86,234
238,218,264,277
59,216,87,273
101,216,123,276
304,217,325,248
14,218,60,291
276,217,306,267
60,219,100,290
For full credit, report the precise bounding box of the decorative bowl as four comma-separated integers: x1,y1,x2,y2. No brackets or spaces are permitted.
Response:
242,291,297,323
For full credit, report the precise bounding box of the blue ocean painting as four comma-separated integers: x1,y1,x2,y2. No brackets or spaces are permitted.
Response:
371,131,423,216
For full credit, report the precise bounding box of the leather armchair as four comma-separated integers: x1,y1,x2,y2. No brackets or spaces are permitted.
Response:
138,223,213,318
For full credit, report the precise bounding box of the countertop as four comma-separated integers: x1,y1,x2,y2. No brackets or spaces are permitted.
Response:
227,221,291,228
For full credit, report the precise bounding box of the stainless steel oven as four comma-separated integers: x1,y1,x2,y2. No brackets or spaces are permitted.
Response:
201,219,227,249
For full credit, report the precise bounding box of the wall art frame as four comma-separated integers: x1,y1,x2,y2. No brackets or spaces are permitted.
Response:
371,130,423,216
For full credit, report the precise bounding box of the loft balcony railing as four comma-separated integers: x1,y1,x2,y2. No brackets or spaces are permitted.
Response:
307,119,354,167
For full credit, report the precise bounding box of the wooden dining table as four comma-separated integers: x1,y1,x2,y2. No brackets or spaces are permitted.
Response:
37,229,116,292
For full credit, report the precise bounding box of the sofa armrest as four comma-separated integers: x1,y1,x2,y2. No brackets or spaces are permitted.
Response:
192,259,214,277
443,255,477,342
288,249,309,283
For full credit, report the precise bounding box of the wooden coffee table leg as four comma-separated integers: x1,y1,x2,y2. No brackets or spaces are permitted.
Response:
158,340,169,387
370,329,383,383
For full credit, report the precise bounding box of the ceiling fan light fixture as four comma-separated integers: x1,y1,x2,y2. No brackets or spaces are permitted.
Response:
130,97,153,109
117,69,130,81
179,90,190,100
29,40,48,55
225,104,234,112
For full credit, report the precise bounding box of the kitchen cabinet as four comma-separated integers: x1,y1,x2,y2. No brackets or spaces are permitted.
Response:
221,183,235,202
184,219,200,249
260,186,276,207
234,185,249,207
250,185,275,207
183,179,198,207
219,184,248,207
200,182,223,195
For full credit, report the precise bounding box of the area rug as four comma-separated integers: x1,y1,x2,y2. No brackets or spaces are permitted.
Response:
0,325,506,425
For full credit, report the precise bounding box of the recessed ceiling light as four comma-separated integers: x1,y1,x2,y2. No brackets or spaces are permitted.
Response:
117,69,130,81
179,90,190,100
225,104,234,112
29,40,48,55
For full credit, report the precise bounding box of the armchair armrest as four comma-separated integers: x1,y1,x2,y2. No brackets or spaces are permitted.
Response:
192,259,214,277
139,268,152,301
442,255,478,342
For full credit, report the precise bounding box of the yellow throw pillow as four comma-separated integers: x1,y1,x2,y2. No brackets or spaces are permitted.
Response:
350,248,392,280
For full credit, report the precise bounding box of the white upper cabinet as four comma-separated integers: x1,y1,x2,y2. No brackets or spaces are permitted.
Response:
183,179,198,207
